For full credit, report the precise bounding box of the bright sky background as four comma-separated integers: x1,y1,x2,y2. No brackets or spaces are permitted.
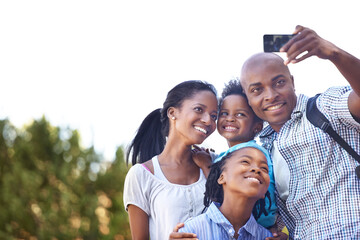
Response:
1,1,359,161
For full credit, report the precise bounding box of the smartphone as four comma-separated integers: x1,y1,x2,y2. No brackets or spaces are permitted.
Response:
263,34,294,52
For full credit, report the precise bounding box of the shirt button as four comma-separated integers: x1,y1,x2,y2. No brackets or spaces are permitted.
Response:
189,209,193,212
187,189,191,192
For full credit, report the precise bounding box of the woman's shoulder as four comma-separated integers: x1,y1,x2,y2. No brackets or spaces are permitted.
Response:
126,162,153,180
141,159,154,174
123,163,159,199
125,156,166,186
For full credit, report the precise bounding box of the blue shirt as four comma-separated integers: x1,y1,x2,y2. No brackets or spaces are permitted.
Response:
215,140,278,228
179,202,273,240
260,87,360,240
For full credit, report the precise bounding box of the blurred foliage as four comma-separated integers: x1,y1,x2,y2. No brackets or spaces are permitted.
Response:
0,117,131,240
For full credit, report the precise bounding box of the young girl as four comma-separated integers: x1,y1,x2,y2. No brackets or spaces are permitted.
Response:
123,80,218,239
179,141,273,239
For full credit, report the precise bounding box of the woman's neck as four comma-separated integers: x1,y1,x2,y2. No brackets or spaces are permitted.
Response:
156,137,200,185
159,137,192,165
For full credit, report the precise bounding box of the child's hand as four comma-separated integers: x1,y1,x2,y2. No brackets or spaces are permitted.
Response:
191,145,214,178
192,145,213,166
265,230,288,240
169,223,198,240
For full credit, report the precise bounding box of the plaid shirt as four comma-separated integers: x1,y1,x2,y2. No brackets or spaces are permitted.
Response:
259,86,360,240
179,202,273,240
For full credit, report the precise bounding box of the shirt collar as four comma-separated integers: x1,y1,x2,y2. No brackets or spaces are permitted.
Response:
292,94,308,118
206,202,233,230
206,202,260,238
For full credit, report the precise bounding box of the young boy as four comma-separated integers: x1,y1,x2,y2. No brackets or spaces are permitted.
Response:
217,79,263,148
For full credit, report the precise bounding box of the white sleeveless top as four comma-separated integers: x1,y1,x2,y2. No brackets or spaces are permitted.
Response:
123,156,206,240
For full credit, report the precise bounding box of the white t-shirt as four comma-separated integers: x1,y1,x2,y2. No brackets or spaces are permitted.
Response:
123,156,206,240
271,140,290,201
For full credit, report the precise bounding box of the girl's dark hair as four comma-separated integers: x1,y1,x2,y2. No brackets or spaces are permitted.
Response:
203,151,271,220
219,79,262,123
126,80,217,165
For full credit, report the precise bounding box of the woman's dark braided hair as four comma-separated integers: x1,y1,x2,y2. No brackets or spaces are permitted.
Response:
203,149,271,220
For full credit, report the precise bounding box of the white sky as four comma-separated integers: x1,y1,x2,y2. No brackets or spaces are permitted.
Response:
1,1,359,160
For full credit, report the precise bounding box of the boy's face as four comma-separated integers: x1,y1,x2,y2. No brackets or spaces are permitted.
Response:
218,147,270,199
217,95,262,146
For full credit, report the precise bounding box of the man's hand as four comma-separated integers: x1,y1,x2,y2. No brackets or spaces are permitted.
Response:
281,25,360,121
280,25,339,65
169,223,198,240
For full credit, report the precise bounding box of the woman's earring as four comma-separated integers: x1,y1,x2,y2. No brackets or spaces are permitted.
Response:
171,116,176,120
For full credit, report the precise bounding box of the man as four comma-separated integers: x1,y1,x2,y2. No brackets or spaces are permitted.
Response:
240,25,360,239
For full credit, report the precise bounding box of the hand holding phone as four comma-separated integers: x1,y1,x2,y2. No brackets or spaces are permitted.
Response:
263,34,294,52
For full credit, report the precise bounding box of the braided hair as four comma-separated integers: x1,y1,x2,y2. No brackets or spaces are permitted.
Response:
203,150,271,220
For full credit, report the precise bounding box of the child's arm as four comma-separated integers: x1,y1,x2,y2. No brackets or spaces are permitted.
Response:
191,145,214,178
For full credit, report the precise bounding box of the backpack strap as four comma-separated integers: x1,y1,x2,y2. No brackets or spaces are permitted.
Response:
306,94,360,179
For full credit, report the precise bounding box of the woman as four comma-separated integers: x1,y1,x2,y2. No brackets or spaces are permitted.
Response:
124,80,218,239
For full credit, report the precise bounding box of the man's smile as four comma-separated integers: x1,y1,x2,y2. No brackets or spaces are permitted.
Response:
264,103,285,111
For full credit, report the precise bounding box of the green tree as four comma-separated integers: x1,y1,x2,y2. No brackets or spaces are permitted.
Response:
0,117,131,239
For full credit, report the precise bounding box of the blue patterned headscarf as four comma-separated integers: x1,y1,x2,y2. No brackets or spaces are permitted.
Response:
214,140,271,164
